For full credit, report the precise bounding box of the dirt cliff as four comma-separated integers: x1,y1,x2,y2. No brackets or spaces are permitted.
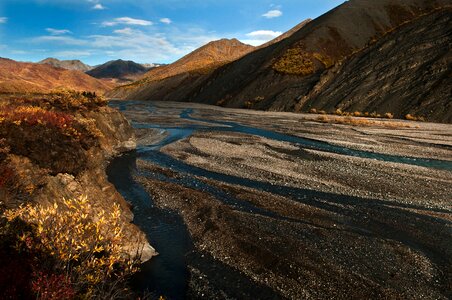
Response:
0,92,156,261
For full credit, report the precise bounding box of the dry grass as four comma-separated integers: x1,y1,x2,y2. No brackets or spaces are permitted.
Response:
273,48,315,75
315,115,414,128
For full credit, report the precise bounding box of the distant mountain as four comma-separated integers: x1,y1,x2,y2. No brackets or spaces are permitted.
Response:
39,58,93,72
86,60,150,83
107,38,254,100
0,58,114,94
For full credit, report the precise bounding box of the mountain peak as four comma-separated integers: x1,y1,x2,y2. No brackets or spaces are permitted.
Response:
39,57,92,72
86,59,149,82
134,38,254,84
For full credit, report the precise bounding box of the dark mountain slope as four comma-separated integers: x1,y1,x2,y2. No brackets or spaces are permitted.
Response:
183,0,450,117
297,9,452,123
87,59,149,82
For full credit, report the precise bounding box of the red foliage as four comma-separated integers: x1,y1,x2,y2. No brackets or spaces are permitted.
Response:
0,165,14,188
0,106,74,130
32,271,75,300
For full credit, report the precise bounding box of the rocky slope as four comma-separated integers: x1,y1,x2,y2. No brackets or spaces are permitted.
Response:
107,39,254,101
39,58,93,72
296,8,452,123
86,59,150,83
0,92,155,261
0,58,114,94
182,0,450,119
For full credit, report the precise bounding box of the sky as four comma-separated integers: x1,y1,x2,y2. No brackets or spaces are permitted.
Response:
0,0,345,65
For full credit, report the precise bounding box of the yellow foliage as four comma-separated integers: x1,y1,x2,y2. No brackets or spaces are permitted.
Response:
312,52,334,68
273,48,315,76
4,195,140,297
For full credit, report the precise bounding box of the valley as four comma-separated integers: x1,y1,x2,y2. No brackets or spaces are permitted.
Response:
0,0,451,298
108,100,452,299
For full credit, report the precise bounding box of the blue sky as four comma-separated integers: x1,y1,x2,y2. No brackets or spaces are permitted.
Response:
0,0,345,65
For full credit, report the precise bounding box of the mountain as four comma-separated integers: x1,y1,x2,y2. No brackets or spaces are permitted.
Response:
0,58,114,94
296,8,452,123
86,60,150,83
39,58,93,72
181,0,450,117
109,0,450,122
107,38,254,100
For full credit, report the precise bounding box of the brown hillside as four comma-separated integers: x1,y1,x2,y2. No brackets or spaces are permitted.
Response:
142,38,254,82
180,0,451,122
108,38,254,99
297,8,452,123
0,58,114,94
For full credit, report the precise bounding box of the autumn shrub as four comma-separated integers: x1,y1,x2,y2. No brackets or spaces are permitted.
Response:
0,105,74,132
405,114,426,122
312,52,334,68
385,112,394,119
273,48,315,75
315,115,412,128
0,165,14,188
0,104,100,175
4,195,141,299
2,90,107,112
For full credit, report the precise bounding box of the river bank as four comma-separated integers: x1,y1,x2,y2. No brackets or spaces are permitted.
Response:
110,100,452,299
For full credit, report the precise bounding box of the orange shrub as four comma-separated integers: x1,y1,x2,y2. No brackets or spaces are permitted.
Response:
0,106,73,130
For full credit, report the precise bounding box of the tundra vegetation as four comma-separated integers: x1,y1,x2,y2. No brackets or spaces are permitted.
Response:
0,91,142,299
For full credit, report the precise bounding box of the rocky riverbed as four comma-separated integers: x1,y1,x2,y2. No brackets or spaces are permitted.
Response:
110,100,452,299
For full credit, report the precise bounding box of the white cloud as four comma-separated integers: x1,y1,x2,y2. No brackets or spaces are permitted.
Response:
160,18,172,24
92,4,106,10
102,17,153,27
262,9,282,18
29,25,220,63
46,28,72,35
32,36,88,46
246,30,282,40
114,27,133,35
0,17,7,24
241,30,282,46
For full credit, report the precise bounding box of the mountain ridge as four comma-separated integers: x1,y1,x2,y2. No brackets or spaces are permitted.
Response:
86,59,151,83
107,38,254,100
0,58,114,94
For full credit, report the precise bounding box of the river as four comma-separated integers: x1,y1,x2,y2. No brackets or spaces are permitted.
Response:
107,101,452,299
